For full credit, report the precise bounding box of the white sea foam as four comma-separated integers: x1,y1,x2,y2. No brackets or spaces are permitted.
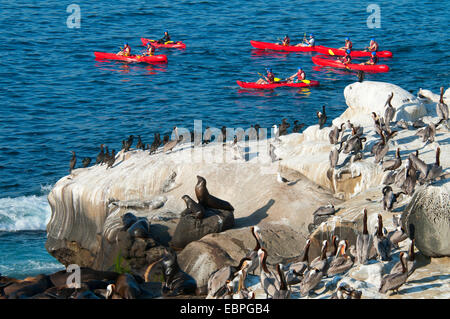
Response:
0,194,51,231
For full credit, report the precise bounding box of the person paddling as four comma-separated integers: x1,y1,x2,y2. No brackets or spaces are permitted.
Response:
339,37,352,50
287,67,306,83
279,35,290,46
339,49,352,64
296,33,315,47
158,31,171,44
256,68,276,84
117,43,131,56
361,51,378,65
145,43,155,56
365,38,379,52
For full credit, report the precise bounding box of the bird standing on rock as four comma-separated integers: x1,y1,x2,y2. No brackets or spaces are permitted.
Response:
69,151,76,173
317,105,327,129
436,87,449,125
82,157,91,168
95,144,104,165
106,150,116,169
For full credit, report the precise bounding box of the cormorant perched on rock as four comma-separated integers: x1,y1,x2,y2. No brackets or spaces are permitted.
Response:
149,133,161,154
82,157,91,168
95,144,104,165
136,135,144,150
102,146,110,164
203,126,212,144
278,119,290,136
292,120,305,133
220,126,227,143
357,70,364,82
124,135,134,152
69,151,76,173
162,135,170,145
106,150,116,169
317,105,327,129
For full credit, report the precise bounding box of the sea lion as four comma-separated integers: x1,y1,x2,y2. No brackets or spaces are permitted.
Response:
181,195,205,219
122,212,138,230
48,268,119,287
195,176,234,211
106,273,141,299
127,217,151,239
4,274,53,299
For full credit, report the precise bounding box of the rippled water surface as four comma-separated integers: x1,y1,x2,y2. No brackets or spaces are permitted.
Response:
0,0,448,277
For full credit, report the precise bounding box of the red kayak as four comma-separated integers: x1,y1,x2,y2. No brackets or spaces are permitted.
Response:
311,55,389,73
314,45,393,58
94,52,168,64
250,40,315,52
141,38,186,49
250,40,393,58
236,80,320,89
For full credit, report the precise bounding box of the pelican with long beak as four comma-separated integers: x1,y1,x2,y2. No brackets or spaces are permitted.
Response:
246,226,263,274
352,209,374,265
273,264,290,299
379,252,408,294
282,239,311,285
390,239,417,277
326,240,354,276
374,214,392,261
259,248,280,298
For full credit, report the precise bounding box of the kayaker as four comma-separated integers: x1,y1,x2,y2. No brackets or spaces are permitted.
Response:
361,51,378,65
158,31,171,44
339,37,352,50
145,43,155,56
339,49,352,64
365,38,379,52
280,35,290,46
297,33,315,47
117,43,131,56
256,68,276,84
287,67,306,83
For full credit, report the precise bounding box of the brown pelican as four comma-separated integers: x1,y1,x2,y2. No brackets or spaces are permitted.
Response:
279,118,290,136
326,235,339,258
95,144,105,164
317,105,327,129
401,158,417,195
412,119,425,128
69,151,76,172
326,240,354,276
283,239,311,285
374,214,392,261
246,226,263,274
416,122,436,144
353,209,374,265
374,131,389,163
382,185,405,212
329,143,343,169
273,264,290,299
387,225,408,249
299,268,323,297
259,248,280,298
379,252,408,294
309,240,329,273
331,283,362,299
372,112,383,136
424,147,443,183
384,92,396,126
390,239,416,277
342,135,366,154
329,123,345,144
313,204,336,217
436,87,449,124
382,148,402,171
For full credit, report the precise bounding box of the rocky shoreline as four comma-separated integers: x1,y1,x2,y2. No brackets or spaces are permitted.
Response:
2,81,448,299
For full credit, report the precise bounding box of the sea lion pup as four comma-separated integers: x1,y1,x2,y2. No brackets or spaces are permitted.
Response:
145,250,196,297
195,176,234,212
4,274,53,299
81,157,91,168
127,217,151,239
382,185,405,212
95,144,105,164
317,105,327,129
69,151,76,172
181,195,205,219
106,273,142,299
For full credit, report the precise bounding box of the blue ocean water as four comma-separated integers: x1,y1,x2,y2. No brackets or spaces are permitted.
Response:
0,0,448,278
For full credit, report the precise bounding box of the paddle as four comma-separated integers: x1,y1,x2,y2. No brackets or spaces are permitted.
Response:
328,49,335,55
301,79,311,84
